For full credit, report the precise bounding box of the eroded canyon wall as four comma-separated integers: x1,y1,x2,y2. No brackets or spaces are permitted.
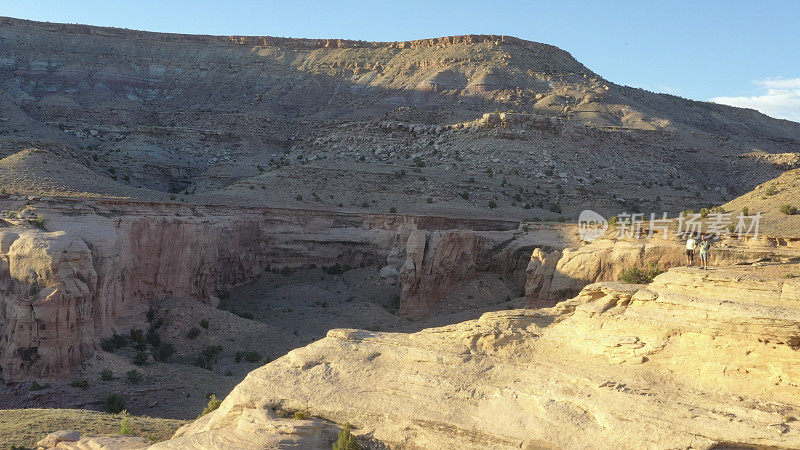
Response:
1,197,536,381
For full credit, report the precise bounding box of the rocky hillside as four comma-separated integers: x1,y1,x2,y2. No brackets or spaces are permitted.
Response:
1,17,799,219
722,167,800,236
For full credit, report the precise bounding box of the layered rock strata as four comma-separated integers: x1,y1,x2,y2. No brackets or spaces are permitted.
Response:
156,266,800,449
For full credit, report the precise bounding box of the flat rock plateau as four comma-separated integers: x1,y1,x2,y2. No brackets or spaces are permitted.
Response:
1,16,800,450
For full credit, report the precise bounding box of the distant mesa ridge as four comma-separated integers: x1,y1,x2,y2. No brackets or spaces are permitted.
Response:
0,15,570,54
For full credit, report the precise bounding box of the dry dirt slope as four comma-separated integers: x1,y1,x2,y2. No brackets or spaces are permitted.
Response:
722,167,800,236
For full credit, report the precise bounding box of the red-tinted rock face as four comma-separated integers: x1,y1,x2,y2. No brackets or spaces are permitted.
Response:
0,198,535,381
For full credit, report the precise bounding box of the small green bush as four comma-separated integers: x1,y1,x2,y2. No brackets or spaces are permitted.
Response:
620,263,664,284
132,351,149,366
126,369,143,385
699,207,710,218
29,214,46,229
238,311,255,320
202,345,222,359
129,329,145,344
243,351,262,363
119,412,132,435
152,342,175,362
780,204,797,215
100,369,114,381
765,184,778,196
100,332,128,352
187,327,201,339
389,207,396,213
146,329,161,348
29,381,50,391
70,378,89,389
105,394,126,414
293,411,308,420
198,395,222,418
488,201,497,209
200,318,209,329
333,423,362,450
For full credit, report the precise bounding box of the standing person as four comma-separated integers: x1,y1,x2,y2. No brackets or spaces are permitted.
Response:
685,233,697,266
698,234,712,269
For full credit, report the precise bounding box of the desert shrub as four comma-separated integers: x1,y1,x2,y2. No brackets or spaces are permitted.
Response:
186,327,201,339
293,411,308,420
238,311,255,320
620,263,664,284
780,204,797,215
389,207,396,213
460,191,469,200
100,369,114,381
100,332,128,352
29,214,46,229
333,423,362,450
699,207,710,218
132,351,149,366
488,201,497,209
146,308,155,322
129,329,145,344
235,351,242,363
29,381,50,391
243,351,262,363
146,329,161,348
766,184,778,196
742,206,749,216
119,412,132,435
198,395,222,418
295,194,303,201
200,318,209,329
426,197,433,204
126,369,143,385
225,369,233,376
202,345,222,359
70,378,89,389
195,345,222,370
152,342,175,362
105,394,126,413
322,264,350,275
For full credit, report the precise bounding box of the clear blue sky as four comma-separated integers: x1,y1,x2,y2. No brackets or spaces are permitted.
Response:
3,0,799,120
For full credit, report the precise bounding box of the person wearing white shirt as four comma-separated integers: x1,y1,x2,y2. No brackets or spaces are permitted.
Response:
685,234,698,266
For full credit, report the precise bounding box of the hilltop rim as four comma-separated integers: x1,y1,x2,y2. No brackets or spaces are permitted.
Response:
0,16,574,54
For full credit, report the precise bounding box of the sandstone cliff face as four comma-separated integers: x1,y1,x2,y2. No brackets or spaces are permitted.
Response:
0,201,406,380
153,266,800,449
0,198,534,381
400,224,573,318
525,236,800,307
